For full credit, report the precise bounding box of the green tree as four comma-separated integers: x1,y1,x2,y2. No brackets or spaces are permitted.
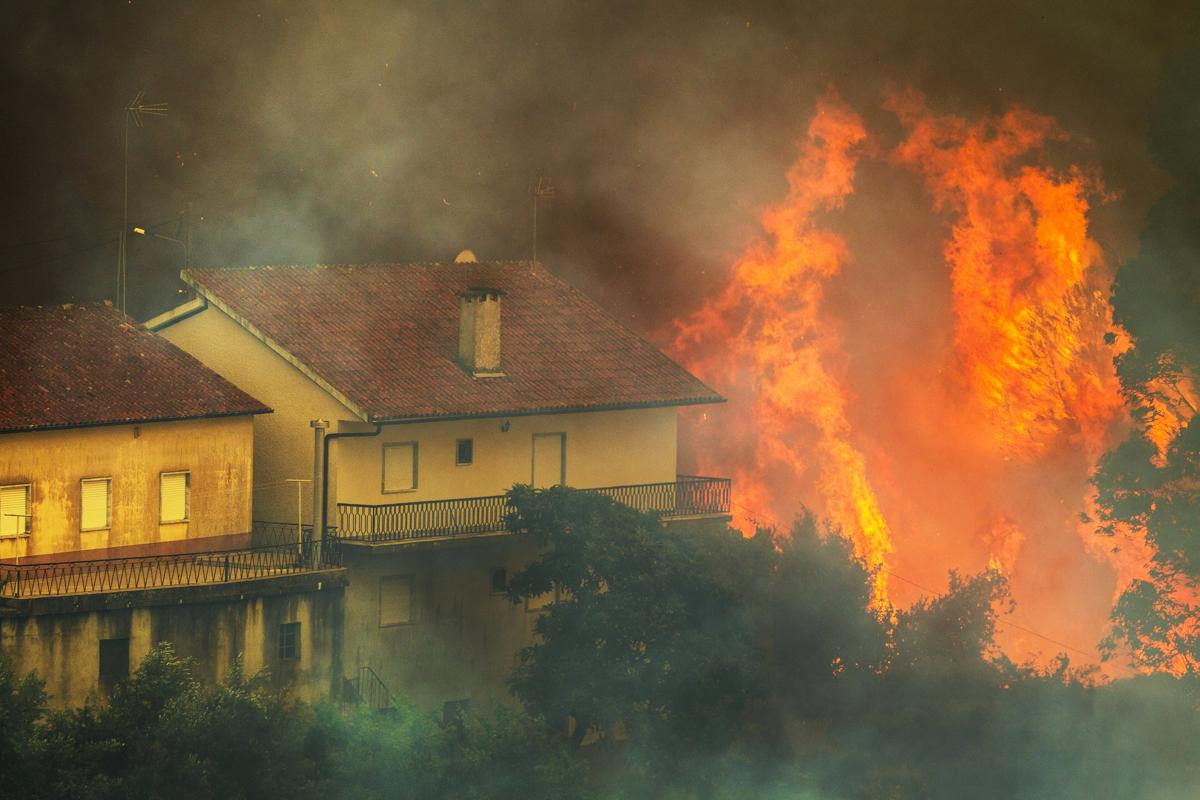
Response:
503,485,770,793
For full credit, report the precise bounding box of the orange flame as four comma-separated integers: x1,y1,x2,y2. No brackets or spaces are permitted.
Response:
673,91,894,602
672,89,1174,666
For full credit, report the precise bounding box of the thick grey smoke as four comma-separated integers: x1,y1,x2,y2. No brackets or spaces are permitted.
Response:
0,0,1192,322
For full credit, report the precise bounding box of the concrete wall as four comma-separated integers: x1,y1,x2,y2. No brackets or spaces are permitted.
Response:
339,537,540,711
158,303,359,525
0,574,345,709
334,407,678,508
0,416,255,561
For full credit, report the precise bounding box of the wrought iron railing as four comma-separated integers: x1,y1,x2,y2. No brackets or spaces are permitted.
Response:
0,538,342,599
352,665,394,711
337,475,731,544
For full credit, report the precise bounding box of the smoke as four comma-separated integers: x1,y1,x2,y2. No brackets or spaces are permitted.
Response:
0,0,1192,322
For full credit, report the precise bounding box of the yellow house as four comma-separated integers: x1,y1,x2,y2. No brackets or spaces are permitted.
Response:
0,304,344,707
149,258,729,710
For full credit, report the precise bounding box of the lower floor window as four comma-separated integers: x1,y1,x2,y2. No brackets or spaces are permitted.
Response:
278,621,301,660
99,637,130,688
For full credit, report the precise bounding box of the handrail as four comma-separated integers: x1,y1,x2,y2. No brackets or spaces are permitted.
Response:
336,476,731,544
0,537,342,599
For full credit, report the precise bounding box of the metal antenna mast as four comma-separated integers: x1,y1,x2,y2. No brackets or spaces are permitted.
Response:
118,92,167,314
528,175,555,264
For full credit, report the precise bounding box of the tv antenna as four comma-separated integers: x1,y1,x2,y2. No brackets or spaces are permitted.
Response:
117,92,168,314
528,174,555,264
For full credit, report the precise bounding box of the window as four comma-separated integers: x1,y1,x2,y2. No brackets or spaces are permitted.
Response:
99,637,130,688
278,621,301,660
81,477,112,531
455,438,474,466
442,698,471,726
382,443,417,492
160,471,190,523
0,484,30,537
490,568,507,595
380,575,413,626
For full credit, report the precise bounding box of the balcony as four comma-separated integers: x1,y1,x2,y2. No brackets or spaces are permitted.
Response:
0,536,342,600
335,475,731,545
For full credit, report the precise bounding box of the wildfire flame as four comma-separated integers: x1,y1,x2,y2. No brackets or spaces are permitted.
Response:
672,88,1185,664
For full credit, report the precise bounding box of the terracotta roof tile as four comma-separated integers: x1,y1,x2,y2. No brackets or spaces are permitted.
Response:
0,304,270,433
185,262,722,421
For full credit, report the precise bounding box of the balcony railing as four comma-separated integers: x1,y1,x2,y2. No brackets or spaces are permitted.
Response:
0,538,342,600
336,475,731,544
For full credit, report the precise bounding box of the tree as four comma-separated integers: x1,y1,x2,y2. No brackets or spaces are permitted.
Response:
503,484,770,792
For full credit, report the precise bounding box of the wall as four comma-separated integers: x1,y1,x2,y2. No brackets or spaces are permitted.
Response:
158,304,359,525
0,575,345,709
339,536,540,711
334,406,678,508
0,416,255,561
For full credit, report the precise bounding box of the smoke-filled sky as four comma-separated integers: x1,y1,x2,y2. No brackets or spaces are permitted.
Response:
3,1,1197,665
0,0,1193,322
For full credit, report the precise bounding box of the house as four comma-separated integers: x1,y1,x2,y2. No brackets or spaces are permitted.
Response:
0,304,345,707
150,258,730,710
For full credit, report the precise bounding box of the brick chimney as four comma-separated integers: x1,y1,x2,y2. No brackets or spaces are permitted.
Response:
458,287,504,377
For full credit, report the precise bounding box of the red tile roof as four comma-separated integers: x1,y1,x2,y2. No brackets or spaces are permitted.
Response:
0,304,270,434
184,262,722,421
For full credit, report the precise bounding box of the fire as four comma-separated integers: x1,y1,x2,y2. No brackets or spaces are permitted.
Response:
673,88,1172,664
886,88,1127,460
673,91,894,602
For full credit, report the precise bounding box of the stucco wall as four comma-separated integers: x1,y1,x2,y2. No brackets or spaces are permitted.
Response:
0,578,344,709
339,537,540,711
334,406,678,508
158,304,359,525
0,416,255,560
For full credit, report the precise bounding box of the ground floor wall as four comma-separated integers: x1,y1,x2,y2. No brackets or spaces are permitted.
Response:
339,534,541,712
0,574,345,709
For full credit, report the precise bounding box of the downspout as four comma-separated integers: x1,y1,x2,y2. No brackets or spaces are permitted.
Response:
319,422,384,551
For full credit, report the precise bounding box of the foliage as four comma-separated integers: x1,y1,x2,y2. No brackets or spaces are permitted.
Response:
1093,28,1200,673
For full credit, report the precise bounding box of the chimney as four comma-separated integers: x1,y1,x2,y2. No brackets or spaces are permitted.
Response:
458,287,504,377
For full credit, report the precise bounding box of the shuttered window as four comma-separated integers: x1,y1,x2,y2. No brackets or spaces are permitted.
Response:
81,478,112,531
160,472,190,523
0,484,30,537
379,575,413,626
382,443,417,492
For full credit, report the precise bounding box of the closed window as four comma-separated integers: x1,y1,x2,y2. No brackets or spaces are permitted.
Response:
382,443,417,492
278,622,301,660
0,484,31,537
490,568,507,595
99,637,130,688
160,471,189,523
81,477,112,531
456,438,473,466
380,575,413,626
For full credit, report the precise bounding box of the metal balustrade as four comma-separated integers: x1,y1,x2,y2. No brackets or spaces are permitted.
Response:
0,537,342,599
336,475,731,544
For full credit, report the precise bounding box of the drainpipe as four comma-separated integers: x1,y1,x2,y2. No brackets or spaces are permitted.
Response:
310,420,329,564
320,422,384,554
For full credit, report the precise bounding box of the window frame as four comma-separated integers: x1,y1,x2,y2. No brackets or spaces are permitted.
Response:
489,567,508,596
379,574,414,627
455,438,474,466
98,637,131,687
159,471,191,524
80,476,113,532
278,621,301,660
381,442,419,494
0,482,32,538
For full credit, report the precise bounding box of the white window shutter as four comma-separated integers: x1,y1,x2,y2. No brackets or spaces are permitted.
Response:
81,478,111,531
382,443,417,492
379,575,412,625
160,472,189,522
0,485,29,537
